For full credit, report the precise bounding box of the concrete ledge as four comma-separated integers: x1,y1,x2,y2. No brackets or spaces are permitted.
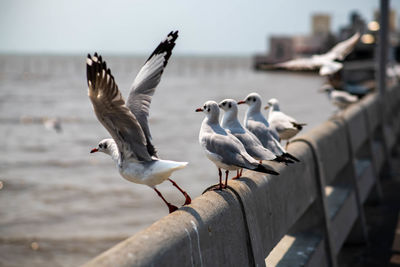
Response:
354,159,375,203
325,186,358,255
340,104,369,154
265,233,328,267
84,190,255,267
305,121,350,185
230,141,318,258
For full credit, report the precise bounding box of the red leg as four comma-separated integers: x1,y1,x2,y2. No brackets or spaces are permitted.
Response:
218,168,223,190
169,178,191,205
232,169,241,180
224,170,229,188
154,188,178,213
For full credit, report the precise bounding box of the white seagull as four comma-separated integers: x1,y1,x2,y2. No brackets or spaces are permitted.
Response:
86,31,191,213
196,101,279,189
219,99,294,169
238,93,299,163
319,84,358,110
265,98,306,146
272,32,360,76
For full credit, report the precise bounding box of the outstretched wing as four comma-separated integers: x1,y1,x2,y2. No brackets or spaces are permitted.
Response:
273,57,320,71
126,31,179,157
86,53,152,162
324,32,360,61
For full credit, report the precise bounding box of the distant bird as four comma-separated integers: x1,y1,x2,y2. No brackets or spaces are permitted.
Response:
319,84,358,110
272,32,360,76
86,31,191,214
265,98,306,147
238,93,299,162
43,117,62,133
196,101,279,189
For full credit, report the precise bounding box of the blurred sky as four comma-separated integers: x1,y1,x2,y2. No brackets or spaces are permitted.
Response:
1,0,400,55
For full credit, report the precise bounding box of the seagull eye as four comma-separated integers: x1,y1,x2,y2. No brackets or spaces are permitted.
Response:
253,98,256,102
228,103,232,108
222,102,226,106
104,143,107,149
99,144,103,148
207,108,210,112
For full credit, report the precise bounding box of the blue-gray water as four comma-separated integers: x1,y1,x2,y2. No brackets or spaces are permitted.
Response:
0,55,332,266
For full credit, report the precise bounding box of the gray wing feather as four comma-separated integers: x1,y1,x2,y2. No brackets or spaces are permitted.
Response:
126,31,179,157
203,133,258,169
86,53,152,162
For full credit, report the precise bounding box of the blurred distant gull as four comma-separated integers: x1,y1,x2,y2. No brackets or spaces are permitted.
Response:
196,101,279,189
238,93,299,162
320,84,358,110
265,98,306,146
43,117,62,133
86,31,191,213
219,99,294,169
271,32,360,76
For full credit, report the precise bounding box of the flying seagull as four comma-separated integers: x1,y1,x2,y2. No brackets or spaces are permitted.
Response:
271,32,360,76
86,31,191,213
196,101,279,189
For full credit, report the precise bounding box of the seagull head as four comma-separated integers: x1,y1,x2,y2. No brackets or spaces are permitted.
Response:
265,98,280,111
237,92,262,112
218,99,238,113
90,138,114,155
196,101,220,121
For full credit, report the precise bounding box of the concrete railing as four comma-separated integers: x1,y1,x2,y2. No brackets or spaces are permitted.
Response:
84,85,400,267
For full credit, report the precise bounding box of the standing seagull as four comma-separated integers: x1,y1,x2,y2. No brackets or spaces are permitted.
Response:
238,93,299,162
270,32,360,76
219,99,294,171
86,31,191,213
196,101,279,189
319,84,358,110
265,98,306,147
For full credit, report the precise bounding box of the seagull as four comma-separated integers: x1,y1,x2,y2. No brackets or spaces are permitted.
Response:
42,117,62,133
238,93,299,162
196,101,279,189
271,32,360,76
319,84,358,110
218,99,294,174
86,31,191,213
264,98,306,147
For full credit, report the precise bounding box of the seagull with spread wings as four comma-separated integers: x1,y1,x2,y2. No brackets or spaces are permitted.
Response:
86,31,191,213
271,32,360,76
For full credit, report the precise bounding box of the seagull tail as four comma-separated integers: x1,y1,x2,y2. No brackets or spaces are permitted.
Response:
283,152,300,162
291,122,307,131
254,164,279,175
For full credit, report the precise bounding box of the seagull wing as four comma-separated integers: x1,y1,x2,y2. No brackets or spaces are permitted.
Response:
126,31,178,157
274,57,320,71
86,53,152,162
323,32,360,61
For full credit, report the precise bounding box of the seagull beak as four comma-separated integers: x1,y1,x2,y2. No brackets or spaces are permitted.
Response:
90,148,99,153
237,100,246,105
264,105,270,110
195,108,203,112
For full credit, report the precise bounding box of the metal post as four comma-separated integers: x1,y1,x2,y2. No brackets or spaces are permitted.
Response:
378,0,389,96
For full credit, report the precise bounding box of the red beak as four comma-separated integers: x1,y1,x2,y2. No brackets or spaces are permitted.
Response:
237,100,246,105
195,108,203,112
90,148,99,153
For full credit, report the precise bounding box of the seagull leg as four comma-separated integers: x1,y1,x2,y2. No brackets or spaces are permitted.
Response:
218,168,223,190
285,140,290,149
168,178,191,205
154,188,178,213
232,169,242,180
224,170,229,188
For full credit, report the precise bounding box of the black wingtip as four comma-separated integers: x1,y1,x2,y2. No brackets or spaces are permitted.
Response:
254,164,279,175
273,156,295,165
284,153,300,162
